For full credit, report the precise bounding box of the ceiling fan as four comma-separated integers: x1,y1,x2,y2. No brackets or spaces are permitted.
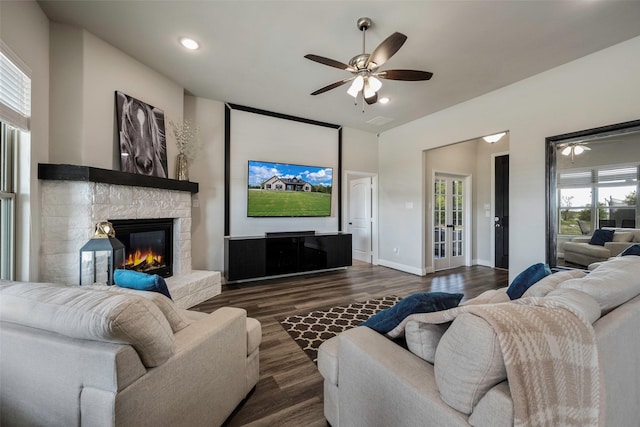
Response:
558,141,592,162
304,17,433,106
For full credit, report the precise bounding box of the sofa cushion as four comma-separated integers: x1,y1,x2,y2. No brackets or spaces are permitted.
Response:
361,292,463,334
522,269,587,298
506,263,551,300
589,229,615,246
114,269,172,300
468,381,513,427
559,256,640,314
434,312,506,415
613,232,635,243
405,320,449,363
0,282,175,367
89,284,189,333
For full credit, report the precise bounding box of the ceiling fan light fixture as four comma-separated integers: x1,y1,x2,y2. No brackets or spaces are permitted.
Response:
561,146,572,156
368,76,382,92
573,145,584,155
363,80,376,99
483,132,506,143
347,75,364,97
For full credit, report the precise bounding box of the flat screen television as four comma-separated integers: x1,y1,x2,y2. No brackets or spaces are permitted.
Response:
247,160,333,217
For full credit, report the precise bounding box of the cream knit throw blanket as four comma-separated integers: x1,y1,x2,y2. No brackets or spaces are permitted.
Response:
389,297,602,426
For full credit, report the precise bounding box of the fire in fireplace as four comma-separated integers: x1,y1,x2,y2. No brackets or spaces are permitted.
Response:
109,218,173,277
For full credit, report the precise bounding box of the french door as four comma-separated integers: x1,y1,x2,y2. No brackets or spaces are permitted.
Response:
433,174,467,271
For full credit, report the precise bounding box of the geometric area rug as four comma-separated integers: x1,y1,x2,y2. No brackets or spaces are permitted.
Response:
279,295,401,364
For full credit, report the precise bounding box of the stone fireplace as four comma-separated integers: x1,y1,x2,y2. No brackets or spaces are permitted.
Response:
38,164,220,308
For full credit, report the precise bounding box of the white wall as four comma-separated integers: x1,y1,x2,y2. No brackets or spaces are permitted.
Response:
342,127,378,173
228,108,340,236
184,96,226,272
379,35,640,281
0,0,50,281
49,24,184,172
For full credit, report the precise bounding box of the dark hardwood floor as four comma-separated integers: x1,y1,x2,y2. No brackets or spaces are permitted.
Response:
192,263,509,427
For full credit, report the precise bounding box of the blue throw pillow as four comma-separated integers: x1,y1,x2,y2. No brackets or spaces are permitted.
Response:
113,269,172,300
621,244,640,256
589,229,615,246
506,263,552,300
361,292,463,334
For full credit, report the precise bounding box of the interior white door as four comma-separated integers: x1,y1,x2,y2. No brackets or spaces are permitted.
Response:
349,177,372,263
433,174,466,271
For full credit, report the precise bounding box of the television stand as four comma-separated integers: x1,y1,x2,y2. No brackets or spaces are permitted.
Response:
224,232,352,282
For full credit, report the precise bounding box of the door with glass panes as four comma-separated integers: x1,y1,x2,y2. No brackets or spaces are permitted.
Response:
434,174,466,271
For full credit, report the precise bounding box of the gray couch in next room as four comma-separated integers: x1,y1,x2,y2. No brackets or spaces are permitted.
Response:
563,228,640,266
0,280,261,426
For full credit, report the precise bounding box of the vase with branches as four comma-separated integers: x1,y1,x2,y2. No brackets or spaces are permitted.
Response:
169,119,200,180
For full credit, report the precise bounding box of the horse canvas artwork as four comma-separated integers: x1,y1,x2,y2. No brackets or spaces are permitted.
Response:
116,91,168,178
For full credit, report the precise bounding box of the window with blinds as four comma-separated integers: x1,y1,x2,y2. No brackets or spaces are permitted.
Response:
0,46,31,131
0,44,27,280
558,166,639,187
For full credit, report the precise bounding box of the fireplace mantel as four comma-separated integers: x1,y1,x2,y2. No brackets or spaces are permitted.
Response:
38,163,198,193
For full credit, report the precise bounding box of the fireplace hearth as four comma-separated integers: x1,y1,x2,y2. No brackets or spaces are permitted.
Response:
110,218,173,278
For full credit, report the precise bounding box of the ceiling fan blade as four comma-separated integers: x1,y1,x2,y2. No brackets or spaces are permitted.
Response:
377,69,434,81
365,92,378,105
366,32,407,69
304,54,354,71
310,78,354,96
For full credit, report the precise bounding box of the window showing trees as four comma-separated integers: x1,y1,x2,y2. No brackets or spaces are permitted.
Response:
558,165,638,235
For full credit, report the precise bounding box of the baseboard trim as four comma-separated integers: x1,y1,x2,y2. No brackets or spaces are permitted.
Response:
377,259,424,276
473,259,492,267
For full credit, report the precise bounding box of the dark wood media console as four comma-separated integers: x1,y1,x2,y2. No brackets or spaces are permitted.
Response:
224,232,352,281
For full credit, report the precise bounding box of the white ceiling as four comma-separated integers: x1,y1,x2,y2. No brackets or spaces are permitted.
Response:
38,0,640,133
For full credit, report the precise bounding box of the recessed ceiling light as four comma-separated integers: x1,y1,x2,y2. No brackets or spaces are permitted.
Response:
179,37,200,50
379,97,390,104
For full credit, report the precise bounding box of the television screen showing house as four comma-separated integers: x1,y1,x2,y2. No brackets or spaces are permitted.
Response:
247,160,333,217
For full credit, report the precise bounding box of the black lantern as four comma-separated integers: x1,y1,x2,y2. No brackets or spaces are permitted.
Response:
79,221,126,286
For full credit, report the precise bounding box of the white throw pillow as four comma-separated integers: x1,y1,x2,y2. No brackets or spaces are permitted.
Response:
89,284,190,332
434,312,506,415
559,256,640,314
405,320,449,363
522,269,587,298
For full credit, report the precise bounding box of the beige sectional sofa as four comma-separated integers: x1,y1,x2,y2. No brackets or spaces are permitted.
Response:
0,280,261,426
318,256,640,426
563,228,640,266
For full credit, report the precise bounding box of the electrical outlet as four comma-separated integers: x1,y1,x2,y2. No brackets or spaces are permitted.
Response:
393,247,399,254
